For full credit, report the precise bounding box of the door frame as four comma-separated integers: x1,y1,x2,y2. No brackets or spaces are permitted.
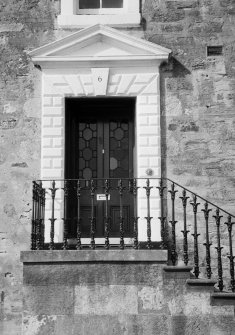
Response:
64,97,135,240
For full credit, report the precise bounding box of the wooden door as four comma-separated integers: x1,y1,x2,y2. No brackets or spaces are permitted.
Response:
65,98,135,238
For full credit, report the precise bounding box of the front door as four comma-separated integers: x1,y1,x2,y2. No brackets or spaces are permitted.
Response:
65,98,135,239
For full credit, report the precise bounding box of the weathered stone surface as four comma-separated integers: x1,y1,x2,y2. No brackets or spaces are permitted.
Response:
23,263,164,286
74,285,138,315
23,315,57,335
171,315,210,335
23,314,171,335
23,285,74,315
138,286,165,313
22,258,235,334
1,0,235,334
209,315,235,335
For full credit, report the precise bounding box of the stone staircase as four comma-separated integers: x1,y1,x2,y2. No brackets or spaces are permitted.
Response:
21,249,235,335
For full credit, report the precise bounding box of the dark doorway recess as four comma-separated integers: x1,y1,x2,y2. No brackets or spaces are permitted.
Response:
65,97,136,238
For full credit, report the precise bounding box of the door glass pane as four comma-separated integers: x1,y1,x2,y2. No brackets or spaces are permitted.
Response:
102,0,123,8
79,0,100,9
109,120,129,178
79,122,97,179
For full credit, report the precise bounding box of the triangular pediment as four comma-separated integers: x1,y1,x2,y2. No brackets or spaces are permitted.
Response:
29,24,171,66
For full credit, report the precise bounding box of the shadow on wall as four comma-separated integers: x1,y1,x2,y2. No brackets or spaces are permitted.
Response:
159,55,191,180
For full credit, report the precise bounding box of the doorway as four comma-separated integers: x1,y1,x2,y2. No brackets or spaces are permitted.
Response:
65,97,136,238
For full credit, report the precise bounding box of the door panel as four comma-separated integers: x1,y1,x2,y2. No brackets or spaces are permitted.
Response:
65,98,135,239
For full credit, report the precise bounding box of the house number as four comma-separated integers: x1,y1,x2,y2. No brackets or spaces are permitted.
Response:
98,76,102,82
97,194,110,201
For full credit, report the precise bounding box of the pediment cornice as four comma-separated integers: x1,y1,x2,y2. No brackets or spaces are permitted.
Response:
29,25,171,68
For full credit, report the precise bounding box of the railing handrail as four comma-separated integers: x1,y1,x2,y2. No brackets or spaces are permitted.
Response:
166,178,235,218
33,177,235,218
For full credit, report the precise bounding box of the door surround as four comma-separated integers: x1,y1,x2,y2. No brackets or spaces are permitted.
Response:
29,25,171,243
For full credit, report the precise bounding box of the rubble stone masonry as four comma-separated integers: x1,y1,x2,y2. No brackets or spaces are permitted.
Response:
0,0,235,334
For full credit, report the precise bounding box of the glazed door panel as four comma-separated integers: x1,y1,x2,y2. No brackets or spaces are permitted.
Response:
65,98,135,238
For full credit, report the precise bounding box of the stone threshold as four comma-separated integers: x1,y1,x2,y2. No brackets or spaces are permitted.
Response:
211,292,235,306
20,249,168,263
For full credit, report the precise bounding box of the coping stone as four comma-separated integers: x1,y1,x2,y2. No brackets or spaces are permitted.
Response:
20,249,168,263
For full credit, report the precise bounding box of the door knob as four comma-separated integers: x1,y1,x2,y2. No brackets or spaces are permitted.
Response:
146,168,153,176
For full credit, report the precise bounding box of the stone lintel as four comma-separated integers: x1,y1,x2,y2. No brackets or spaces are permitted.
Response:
20,250,168,263
211,292,235,306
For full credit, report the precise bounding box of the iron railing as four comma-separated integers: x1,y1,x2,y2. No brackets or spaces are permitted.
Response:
31,178,235,292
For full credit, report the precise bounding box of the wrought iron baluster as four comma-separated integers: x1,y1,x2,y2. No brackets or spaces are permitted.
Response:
104,179,111,250
131,179,139,249
62,180,69,250
90,180,96,250
41,188,46,249
36,182,42,250
157,179,167,249
168,183,178,265
144,179,153,249
76,180,82,250
201,202,212,279
31,181,37,250
38,182,45,250
213,208,224,291
180,189,190,266
225,216,235,292
49,180,58,250
190,195,200,278
118,179,125,249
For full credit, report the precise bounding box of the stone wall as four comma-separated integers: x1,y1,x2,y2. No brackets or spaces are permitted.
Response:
21,251,235,335
0,0,235,334
142,0,235,288
0,1,59,333
142,0,235,212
